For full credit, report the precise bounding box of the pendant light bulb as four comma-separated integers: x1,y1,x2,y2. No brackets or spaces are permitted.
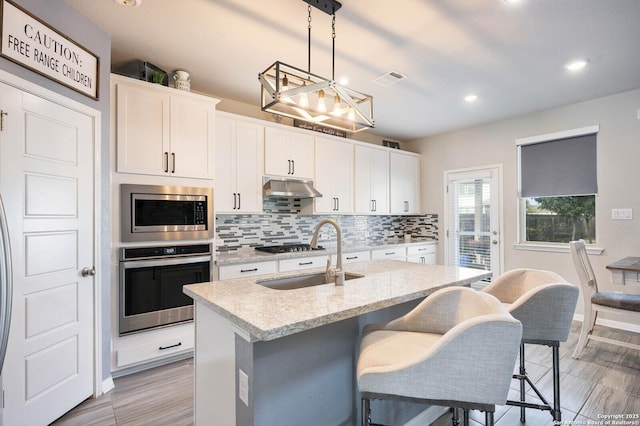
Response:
299,81,309,107
317,89,326,112
281,74,293,103
332,94,342,116
347,107,355,121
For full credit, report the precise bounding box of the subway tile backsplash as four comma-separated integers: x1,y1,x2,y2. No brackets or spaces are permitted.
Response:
216,212,438,253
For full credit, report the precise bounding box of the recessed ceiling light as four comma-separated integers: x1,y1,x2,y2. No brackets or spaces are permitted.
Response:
464,94,478,103
502,0,521,4
113,0,141,6
565,59,589,72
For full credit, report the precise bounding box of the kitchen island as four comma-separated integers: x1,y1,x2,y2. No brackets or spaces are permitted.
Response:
184,260,491,426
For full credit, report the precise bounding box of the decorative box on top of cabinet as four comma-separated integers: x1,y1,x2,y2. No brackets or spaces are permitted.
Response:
314,136,354,214
215,112,264,213
264,125,314,179
113,74,219,179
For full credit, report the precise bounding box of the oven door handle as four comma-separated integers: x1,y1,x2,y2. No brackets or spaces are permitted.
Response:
120,255,212,269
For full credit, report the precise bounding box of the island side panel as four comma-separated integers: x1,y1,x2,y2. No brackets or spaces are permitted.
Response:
249,316,361,426
194,302,237,426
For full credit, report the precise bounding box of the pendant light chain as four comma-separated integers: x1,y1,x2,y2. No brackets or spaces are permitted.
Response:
307,5,312,73
332,13,336,81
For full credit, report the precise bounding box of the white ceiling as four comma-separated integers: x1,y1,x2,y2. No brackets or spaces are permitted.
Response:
66,0,640,142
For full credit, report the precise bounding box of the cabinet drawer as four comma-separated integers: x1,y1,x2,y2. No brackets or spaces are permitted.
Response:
407,254,436,265
407,244,436,256
116,332,194,368
219,261,277,280
371,247,407,260
279,255,328,272
331,251,370,265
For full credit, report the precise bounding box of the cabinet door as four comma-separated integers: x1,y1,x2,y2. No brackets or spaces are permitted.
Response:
264,127,314,178
315,137,353,213
116,82,170,175
234,121,264,213
215,115,236,212
264,127,290,176
355,146,389,214
370,148,389,214
288,131,314,179
390,152,421,214
216,116,264,213
170,96,215,179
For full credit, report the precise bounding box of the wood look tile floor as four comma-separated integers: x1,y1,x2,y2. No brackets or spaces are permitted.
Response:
53,322,640,426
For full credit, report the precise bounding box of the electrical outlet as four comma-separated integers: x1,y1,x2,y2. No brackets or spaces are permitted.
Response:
238,369,249,406
611,208,633,220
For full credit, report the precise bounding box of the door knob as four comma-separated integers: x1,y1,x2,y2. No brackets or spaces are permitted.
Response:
81,267,96,277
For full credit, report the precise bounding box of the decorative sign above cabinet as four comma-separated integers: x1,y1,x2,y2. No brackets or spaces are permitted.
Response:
0,0,100,99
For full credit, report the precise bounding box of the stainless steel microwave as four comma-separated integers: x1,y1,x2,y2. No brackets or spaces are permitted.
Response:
121,184,213,242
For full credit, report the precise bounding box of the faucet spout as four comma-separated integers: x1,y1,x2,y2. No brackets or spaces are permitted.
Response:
310,219,344,286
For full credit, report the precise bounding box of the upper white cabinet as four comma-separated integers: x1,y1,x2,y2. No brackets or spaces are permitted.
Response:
314,137,354,213
215,113,264,213
390,151,421,214
113,75,218,179
354,145,389,214
264,126,314,179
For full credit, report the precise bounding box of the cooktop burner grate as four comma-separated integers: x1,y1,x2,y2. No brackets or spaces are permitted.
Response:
255,243,325,254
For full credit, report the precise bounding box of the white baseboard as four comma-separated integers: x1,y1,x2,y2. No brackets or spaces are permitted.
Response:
101,376,115,394
573,314,640,333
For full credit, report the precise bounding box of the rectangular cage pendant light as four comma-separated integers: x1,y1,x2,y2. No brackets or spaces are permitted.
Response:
259,61,374,133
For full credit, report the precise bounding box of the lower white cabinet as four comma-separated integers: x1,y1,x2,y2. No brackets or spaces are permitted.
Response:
218,260,277,280
279,255,329,272
371,247,407,260
114,323,194,369
406,243,436,264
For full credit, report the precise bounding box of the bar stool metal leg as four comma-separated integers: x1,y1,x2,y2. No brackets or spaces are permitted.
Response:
452,407,460,426
485,411,495,426
552,345,562,422
519,343,526,423
463,409,470,426
362,398,370,426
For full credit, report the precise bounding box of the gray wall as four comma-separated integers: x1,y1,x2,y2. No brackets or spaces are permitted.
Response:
0,0,112,382
409,88,640,325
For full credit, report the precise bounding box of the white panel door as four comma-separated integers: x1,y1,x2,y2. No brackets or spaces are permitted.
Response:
0,82,95,425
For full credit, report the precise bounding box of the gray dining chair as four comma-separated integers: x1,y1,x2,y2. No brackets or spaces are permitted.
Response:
570,239,640,358
482,268,578,423
357,286,522,426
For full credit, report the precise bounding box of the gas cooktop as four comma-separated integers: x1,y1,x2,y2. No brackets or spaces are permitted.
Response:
255,243,325,254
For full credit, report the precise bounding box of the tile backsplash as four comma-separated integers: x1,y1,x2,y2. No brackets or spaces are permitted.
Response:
216,213,438,253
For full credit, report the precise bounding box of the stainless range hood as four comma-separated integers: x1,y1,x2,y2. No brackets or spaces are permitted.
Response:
262,177,322,198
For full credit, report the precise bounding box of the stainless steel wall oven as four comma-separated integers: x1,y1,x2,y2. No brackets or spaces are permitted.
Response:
119,244,211,335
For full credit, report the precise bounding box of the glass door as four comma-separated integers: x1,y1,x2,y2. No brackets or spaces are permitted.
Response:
445,166,502,283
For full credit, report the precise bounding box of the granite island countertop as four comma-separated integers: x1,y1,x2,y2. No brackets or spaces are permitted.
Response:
215,237,437,265
184,260,490,342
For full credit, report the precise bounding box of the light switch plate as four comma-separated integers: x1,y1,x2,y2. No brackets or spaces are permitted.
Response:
239,369,249,406
611,208,633,220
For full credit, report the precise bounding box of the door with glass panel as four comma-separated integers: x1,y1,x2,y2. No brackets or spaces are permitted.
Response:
444,166,502,282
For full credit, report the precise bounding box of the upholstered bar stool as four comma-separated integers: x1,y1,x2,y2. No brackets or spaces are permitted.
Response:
357,286,522,426
482,268,579,423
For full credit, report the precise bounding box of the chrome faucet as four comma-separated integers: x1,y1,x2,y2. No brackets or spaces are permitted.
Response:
310,218,345,286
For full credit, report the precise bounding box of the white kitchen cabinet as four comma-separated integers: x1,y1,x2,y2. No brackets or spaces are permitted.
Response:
218,260,277,280
264,125,314,178
389,151,421,214
371,247,407,260
114,75,218,179
279,255,329,272
215,113,264,213
406,243,436,264
354,145,389,214
314,137,354,213
332,250,370,265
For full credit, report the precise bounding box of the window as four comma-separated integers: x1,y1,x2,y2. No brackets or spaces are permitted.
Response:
517,126,598,244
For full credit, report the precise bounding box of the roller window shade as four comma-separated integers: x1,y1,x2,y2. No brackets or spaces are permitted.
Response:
520,133,597,198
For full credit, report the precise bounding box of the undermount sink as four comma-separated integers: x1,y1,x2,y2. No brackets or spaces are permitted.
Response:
256,272,364,290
